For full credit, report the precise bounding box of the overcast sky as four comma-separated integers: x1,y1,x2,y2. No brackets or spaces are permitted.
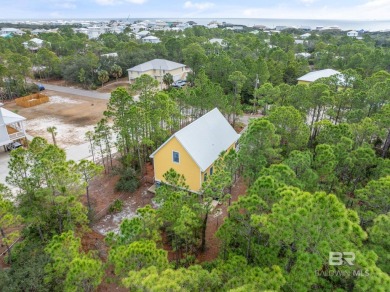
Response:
1,0,390,20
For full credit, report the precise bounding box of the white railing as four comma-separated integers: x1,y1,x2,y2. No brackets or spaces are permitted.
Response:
9,132,25,140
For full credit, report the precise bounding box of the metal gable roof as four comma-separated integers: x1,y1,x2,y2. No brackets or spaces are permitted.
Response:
0,107,26,125
297,69,342,82
127,59,186,72
150,108,240,172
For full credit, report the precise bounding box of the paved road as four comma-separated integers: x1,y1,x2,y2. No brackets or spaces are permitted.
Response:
41,83,111,100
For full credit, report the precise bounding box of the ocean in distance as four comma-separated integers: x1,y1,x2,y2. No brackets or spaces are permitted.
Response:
152,18,390,31
3,18,390,31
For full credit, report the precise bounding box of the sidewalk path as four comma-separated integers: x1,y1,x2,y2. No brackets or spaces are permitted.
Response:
41,83,111,100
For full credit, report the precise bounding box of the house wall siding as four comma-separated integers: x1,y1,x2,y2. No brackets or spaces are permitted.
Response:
128,67,186,82
200,143,236,185
297,80,311,85
153,136,201,192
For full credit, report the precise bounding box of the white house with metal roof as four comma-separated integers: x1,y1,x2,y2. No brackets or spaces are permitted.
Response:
142,35,161,44
347,30,359,38
22,38,46,50
297,69,344,85
295,52,311,59
0,28,25,36
150,108,240,192
0,103,27,148
127,59,188,83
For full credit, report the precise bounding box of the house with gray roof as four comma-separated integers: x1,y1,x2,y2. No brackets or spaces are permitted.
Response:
127,59,188,83
22,38,47,51
142,35,161,44
297,69,346,85
0,28,25,36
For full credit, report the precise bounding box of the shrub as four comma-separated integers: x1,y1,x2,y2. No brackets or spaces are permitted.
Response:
109,199,123,213
115,167,140,192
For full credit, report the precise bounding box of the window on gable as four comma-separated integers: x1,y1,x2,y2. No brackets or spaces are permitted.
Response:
204,173,207,182
173,151,179,163
210,167,213,175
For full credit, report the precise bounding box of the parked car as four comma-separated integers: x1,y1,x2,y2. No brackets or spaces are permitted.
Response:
6,141,22,151
37,83,45,91
172,80,187,88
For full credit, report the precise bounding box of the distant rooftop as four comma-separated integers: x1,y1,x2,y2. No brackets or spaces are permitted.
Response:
297,69,342,82
128,59,186,72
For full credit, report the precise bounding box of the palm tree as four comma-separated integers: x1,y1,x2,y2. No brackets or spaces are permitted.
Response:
110,64,123,82
47,126,57,146
163,73,174,89
98,70,109,88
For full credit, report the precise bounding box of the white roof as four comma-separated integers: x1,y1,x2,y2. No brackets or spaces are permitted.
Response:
1,28,21,32
150,108,240,171
297,69,342,82
128,59,186,72
295,52,311,58
209,38,224,45
0,107,26,125
136,30,150,36
101,52,118,58
143,36,160,40
23,38,44,45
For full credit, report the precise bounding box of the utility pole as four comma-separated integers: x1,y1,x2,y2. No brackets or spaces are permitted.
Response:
160,66,163,90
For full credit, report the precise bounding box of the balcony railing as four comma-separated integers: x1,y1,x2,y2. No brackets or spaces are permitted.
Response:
9,131,25,140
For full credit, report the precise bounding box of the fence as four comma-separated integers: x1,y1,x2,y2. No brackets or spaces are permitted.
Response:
15,93,49,108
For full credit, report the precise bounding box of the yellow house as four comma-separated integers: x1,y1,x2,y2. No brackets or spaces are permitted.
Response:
297,69,344,85
150,108,240,193
127,59,188,83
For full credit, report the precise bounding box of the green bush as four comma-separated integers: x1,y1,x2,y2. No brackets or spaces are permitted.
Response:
109,199,123,213
115,167,140,192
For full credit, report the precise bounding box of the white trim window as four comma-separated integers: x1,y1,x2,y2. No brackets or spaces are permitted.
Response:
172,151,180,163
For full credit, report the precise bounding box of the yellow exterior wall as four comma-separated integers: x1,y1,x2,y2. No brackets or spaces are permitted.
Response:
200,142,237,185
128,67,187,82
153,137,201,192
298,80,346,91
297,80,311,85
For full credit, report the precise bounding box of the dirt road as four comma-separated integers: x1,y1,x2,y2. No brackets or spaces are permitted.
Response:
41,83,111,100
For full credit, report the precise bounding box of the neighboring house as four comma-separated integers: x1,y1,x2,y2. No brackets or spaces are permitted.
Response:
300,33,311,39
150,108,240,193
31,29,47,35
127,59,187,82
297,69,343,85
87,26,108,39
347,30,359,37
74,27,89,36
22,38,46,50
135,30,150,39
130,23,148,33
0,103,27,148
176,22,191,30
142,36,161,44
295,52,311,59
101,52,118,58
294,39,305,45
0,27,25,36
108,26,125,34
209,38,226,47
253,24,268,30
